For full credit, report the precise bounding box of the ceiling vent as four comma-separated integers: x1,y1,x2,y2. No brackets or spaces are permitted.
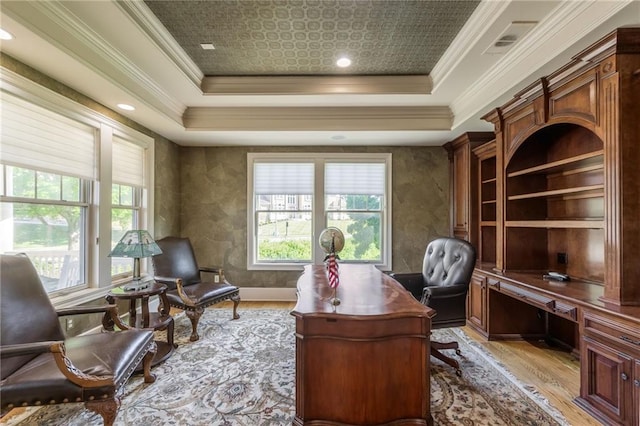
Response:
483,21,537,55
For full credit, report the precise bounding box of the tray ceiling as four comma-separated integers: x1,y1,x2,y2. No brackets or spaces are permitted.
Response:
0,1,638,146
144,0,479,76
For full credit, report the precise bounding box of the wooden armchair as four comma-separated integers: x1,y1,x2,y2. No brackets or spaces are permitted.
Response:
0,254,157,426
152,237,241,342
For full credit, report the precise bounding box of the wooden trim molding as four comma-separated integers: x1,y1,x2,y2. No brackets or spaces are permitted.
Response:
201,75,432,95
183,105,452,131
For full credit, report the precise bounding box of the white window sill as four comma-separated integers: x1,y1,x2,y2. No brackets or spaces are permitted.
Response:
50,274,153,309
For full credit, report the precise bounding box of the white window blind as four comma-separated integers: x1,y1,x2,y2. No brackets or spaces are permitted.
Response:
325,163,386,195
254,163,314,194
0,91,96,179
112,135,145,187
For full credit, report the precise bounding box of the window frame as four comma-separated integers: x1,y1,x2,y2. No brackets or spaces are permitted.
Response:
247,152,392,271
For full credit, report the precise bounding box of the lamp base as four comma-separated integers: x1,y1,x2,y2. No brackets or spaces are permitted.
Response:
123,280,149,292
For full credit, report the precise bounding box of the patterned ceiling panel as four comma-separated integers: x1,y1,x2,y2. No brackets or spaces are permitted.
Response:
143,0,480,76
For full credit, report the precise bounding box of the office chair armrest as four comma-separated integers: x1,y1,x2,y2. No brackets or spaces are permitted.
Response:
421,283,468,305
389,272,424,300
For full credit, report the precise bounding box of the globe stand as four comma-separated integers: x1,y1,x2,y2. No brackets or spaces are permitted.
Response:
330,288,341,306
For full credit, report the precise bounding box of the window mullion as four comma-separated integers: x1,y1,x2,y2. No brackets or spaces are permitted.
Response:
314,159,325,265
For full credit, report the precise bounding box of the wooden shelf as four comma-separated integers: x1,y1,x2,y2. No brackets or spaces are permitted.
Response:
508,184,603,201
481,221,497,226
482,177,497,184
507,150,604,178
481,199,496,205
505,220,604,229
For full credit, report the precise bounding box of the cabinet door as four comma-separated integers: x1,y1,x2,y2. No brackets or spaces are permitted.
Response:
452,146,469,234
581,337,634,425
467,273,486,332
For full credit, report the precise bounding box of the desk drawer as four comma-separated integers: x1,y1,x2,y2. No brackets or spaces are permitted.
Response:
499,282,555,310
583,312,640,353
552,301,578,322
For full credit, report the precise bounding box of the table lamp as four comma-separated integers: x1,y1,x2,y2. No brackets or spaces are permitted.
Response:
109,230,162,291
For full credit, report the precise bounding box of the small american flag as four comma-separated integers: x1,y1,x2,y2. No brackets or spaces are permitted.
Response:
327,252,340,289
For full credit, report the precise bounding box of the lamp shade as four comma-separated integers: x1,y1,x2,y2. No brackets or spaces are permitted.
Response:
109,230,162,258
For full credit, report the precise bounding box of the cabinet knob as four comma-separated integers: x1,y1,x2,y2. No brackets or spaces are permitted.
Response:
621,372,629,381
634,379,640,387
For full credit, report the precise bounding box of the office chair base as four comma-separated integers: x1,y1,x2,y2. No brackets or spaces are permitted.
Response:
431,341,462,376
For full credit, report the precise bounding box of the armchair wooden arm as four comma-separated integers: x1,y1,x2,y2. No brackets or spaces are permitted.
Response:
0,341,61,358
199,266,225,281
153,276,199,307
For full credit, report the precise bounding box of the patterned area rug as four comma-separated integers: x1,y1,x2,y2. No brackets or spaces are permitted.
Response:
3,308,569,425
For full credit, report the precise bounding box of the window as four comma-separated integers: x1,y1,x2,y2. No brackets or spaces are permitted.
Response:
248,153,391,270
111,183,142,277
1,70,154,299
0,166,89,293
111,135,146,278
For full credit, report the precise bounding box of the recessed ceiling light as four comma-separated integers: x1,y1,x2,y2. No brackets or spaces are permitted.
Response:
336,57,351,68
0,29,14,40
117,103,135,111
200,43,216,50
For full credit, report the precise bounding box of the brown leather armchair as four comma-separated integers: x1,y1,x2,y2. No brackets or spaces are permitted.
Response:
391,237,476,376
152,237,240,342
0,254,157,426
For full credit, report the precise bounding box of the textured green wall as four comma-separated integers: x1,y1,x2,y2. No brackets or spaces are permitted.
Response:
179,146,450,289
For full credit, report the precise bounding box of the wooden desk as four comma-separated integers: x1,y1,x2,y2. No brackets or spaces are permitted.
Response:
291,264,435,426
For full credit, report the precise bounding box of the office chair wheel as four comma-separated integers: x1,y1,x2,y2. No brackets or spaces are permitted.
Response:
455,369,462,377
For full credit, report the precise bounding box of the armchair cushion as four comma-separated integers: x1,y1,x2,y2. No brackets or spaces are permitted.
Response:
1,331,153,406
164,281,239,308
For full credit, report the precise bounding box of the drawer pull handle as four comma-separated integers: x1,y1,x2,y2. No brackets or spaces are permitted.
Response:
634,379,640,387
621,373,629,381
619,335,640,346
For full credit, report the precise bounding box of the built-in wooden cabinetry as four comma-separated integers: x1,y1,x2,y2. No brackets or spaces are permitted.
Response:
472,141,497,265
459,28,640,425
444,132,494,248
578,311,640,425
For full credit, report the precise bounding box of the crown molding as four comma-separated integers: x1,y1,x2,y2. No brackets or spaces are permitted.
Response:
183,106,452,131
430,0,510,91
450,0,633,127
116,0,204,89
201,75,432,95
3,0,186,123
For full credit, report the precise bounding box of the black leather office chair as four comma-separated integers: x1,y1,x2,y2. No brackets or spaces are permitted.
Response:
391,237,476,376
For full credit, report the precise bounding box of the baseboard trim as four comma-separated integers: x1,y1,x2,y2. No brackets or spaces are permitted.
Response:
239,287,297,301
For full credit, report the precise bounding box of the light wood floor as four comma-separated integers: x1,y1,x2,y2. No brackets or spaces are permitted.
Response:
2,301,602,425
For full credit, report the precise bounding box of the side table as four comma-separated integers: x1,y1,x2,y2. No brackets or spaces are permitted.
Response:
104,281,176,368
